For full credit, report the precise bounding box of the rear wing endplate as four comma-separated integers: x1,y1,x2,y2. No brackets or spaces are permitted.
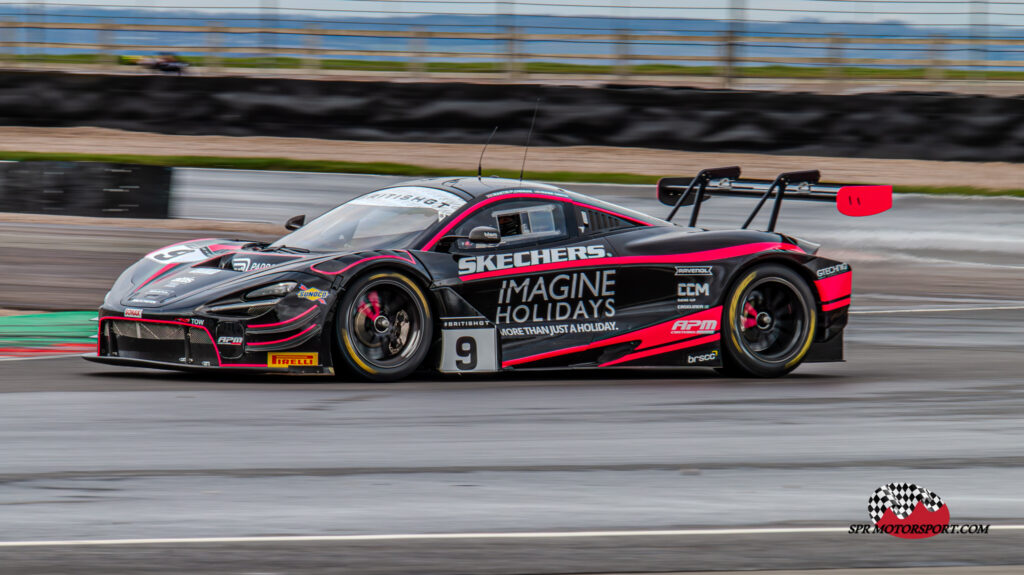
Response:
657,166,892,231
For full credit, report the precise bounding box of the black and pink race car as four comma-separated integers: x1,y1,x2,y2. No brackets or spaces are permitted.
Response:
86,167,891,380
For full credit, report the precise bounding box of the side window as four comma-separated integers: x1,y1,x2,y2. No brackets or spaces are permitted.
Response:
453,199,569,250
575,206,638,235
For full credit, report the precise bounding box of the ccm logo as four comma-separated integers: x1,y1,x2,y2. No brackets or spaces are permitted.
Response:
677,283,710,297
671,319,718,334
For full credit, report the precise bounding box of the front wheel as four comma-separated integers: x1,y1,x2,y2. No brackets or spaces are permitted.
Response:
335,271,433,382
719,264,816,378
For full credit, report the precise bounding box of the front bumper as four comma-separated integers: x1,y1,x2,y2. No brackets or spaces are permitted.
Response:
82,353,332,374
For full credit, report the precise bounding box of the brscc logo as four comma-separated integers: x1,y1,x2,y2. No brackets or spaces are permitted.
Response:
867,482,949,539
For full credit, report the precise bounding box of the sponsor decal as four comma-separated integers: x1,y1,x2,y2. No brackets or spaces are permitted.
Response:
675,266,713,276
816,263,850,279
670,318,718,336
175,317,205,326
687,350,719,364
217,336,243,345
124,308,143,318
500,321,617,337
849,482,990,539
189,268,222,275
487,188,567,199
677,282,710,297
350,187,466,220
459,245,608,276
166,276,195,286
676,281,712,311
232,257,279,273
442,317,492,329
127,299,159,304
495,269,615,324
297,287,329,303
268,352,319,368
147,289,172,296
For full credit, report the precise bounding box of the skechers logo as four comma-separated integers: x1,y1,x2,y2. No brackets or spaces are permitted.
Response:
671,319,718,335
458,245,608,275
817,263,850,279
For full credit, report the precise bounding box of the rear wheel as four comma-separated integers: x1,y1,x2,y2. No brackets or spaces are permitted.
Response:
335,271,433,382
720,264,816,378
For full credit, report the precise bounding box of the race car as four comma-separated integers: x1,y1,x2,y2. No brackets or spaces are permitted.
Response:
86,167,891,380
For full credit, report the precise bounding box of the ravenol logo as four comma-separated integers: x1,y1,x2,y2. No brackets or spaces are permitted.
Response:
268,352,318,368
670,319,718,335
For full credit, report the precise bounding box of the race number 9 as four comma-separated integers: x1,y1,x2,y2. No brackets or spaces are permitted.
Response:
455,336,477,370
440,327,497,373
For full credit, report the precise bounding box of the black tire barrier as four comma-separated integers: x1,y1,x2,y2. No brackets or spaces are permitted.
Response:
0,70,1022,161
0,161,172,218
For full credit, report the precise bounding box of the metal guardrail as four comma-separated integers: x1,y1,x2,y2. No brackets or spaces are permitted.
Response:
0,1,1021,83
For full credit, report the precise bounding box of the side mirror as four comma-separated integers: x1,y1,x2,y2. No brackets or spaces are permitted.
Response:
467,226,501,244
285,214,305,231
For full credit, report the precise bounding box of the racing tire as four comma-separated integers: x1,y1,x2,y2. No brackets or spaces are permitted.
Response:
719,264,817,378
335,271,433,382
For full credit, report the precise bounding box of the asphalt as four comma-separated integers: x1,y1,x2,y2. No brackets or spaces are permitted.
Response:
1,170,1023,573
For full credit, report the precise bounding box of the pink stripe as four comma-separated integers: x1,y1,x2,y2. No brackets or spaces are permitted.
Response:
463,242,804,282
99,317,223,366
816,271,852,303
599,333,721,367
503,307,722,368
134,263,177,291
248,305,318,328
422,193,651,251
822,297,851,312
311,250,416,276
246,324,318,347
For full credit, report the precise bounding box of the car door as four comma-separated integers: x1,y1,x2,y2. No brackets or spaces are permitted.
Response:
447,196,619,369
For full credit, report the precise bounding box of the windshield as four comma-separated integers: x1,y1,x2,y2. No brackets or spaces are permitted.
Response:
270,187,466,252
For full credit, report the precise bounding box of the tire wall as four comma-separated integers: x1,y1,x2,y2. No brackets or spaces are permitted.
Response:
0,71,1019,161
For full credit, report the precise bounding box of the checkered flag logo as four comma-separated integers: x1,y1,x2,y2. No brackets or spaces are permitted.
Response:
868,482,945,524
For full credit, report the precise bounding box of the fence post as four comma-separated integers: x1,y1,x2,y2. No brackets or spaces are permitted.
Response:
97,21,115,71
928,34,946,83
614,29,631,79
0,20,12,67
722,0,745,88
407,26,426,77
206,24,222,73
303,23,320,72
828,33,845,88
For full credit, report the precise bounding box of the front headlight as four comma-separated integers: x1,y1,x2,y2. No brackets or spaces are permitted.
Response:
245,281,297,300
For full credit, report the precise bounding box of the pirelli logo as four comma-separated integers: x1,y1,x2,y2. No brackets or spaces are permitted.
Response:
268,352,319,368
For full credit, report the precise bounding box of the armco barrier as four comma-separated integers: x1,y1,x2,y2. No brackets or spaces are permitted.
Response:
0,161,172,218
0,71,1021,161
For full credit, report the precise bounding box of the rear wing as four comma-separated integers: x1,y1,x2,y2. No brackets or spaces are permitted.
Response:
656,166,892,231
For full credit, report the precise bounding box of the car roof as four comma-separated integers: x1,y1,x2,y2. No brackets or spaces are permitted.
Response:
391,176,669,226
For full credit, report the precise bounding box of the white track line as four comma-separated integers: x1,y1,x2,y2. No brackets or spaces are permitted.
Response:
2,526,1024,547
851,305,1024,315
0,353,86,362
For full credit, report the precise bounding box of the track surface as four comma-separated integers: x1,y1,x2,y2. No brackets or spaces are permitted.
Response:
2,170,1024,572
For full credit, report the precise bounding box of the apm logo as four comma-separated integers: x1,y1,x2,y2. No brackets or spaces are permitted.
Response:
670,318,718,335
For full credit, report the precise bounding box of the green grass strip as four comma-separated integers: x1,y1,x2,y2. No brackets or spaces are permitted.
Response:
1,151,1021,197
0,311,95,347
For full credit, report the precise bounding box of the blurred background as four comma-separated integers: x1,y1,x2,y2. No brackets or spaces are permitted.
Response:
0,0,1021,86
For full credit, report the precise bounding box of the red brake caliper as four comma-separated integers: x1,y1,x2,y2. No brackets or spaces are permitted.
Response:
742,302,758,329
357,290,381,320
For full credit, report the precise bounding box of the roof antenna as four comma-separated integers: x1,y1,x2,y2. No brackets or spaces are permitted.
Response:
519,98,541,182
478,126,499,179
